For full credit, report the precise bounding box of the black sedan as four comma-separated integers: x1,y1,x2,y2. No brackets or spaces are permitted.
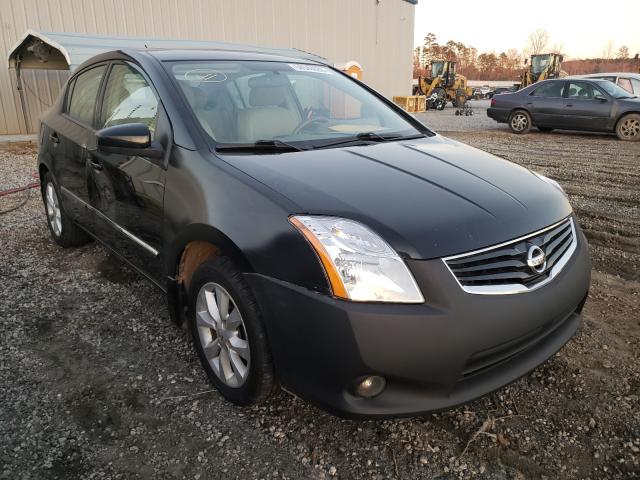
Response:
487,78,640,141
37,47,590,418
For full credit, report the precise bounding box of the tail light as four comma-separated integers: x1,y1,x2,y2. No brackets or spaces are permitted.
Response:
490,98,497,107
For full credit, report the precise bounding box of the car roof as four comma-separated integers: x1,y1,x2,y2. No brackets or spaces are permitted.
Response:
570,72,640,79
143,48,326,65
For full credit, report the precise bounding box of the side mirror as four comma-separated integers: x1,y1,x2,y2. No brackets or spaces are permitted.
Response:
97,123,150,149
96,123,163,158
595,96,607,102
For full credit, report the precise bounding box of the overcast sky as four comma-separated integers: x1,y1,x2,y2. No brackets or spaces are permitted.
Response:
413,1,640,59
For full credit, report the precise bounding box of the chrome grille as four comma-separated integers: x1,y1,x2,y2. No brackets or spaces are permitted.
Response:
444,217,576,295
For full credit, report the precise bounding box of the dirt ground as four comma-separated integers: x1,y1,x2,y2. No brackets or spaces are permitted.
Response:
0,130,638,480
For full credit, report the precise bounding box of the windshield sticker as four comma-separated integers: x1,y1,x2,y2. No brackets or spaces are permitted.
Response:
183,69,228,83
288,63,333,74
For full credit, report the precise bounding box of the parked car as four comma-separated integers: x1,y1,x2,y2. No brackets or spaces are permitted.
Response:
486,86,517,99
570,72,640,96
487,78,640,140
38,47,591,418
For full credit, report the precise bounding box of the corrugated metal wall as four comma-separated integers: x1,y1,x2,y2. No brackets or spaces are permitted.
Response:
0,0,415,134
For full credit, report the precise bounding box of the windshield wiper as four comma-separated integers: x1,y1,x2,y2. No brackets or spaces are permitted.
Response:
616,95,636,99
215,139,306,153
312,132,426,150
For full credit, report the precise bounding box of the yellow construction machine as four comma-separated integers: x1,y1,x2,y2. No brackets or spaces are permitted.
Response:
519,53,565,88
414,60,473,110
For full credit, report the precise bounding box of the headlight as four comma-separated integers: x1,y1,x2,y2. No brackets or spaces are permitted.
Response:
289,216,424,303
533,171,568,198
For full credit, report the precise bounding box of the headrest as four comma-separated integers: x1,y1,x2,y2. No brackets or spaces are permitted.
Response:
249,86,286,107
248,74,289,88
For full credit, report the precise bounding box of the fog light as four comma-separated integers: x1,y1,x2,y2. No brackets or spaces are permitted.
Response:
354,375,386,398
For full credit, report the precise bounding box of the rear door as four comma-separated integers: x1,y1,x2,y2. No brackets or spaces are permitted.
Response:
526,81,566,126
52,64,107,225
561,81,613,131
87,62,168,282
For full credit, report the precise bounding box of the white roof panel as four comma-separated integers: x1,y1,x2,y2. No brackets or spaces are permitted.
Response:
8,29,326,71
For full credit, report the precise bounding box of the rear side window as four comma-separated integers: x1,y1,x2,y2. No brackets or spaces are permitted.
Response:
67,65,106,125
531,82,564,97
99,64,159,138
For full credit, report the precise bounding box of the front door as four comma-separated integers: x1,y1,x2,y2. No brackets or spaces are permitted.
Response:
87,62,168,283
561,81,613,131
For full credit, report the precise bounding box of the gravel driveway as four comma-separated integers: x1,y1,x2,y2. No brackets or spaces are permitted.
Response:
0,135,638,479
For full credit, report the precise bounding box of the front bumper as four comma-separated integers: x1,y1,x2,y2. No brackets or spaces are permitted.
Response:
246,225,591,418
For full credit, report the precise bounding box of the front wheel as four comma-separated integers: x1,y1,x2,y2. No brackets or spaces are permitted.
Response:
189,257,275,406
508,110,532,134
616,113,640,141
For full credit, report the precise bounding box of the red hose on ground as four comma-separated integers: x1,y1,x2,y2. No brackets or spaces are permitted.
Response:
0,172,39,197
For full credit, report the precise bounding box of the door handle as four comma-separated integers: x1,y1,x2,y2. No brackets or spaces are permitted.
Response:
49,132,60,144
565,104,573,107
526,102,533,105
88,157,103,171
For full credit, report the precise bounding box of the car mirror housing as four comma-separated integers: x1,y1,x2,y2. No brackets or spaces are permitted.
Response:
97,123,151,149
96,123,163,158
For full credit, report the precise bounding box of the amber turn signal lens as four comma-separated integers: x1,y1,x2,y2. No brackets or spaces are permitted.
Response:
289,216,348,299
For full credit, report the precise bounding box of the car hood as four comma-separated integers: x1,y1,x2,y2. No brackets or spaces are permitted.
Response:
219,135,572,259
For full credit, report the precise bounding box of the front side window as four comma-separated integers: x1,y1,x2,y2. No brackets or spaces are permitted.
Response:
631,78,640,95
100,64,159,137
170,61,421,146
531,81,564,97
566,82,598,99
67,65,106,125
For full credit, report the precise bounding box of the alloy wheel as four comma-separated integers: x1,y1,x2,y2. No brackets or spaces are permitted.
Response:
45,182,62,237
619,117,640,139
196,282,250,388
511,113,529,132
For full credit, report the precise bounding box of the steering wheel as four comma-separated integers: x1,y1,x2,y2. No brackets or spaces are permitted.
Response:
292,115,329,135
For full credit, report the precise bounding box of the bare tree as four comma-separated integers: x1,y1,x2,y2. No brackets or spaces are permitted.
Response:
616,45,629,59
526,29,549,55
602,39,615,59
550,43,565,56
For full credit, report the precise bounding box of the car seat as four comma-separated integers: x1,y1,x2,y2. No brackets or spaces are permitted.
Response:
236,75,301,142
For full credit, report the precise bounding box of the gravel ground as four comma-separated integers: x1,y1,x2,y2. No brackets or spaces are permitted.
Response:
413,100,501,132
1,135,638,480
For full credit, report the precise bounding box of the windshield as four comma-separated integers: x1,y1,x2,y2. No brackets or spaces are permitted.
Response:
431,62,444,78
594,79,637,98
170,60,422,147
531,55,550,75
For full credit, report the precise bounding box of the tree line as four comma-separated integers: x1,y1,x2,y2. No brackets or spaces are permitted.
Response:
413,29,639,81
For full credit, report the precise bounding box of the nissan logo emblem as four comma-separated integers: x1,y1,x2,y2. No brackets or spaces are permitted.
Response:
526,245,547,273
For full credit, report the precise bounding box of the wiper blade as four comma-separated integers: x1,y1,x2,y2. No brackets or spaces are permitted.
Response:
313,132,425,150
215,139,306,152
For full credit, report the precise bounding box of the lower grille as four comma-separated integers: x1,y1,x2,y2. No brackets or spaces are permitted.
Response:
444,217,576,295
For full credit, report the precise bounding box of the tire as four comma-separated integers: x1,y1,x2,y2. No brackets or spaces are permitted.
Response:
616,113,640,141
188,257,274,406
41,172,90,248
508,110,532,134
538,127,554,133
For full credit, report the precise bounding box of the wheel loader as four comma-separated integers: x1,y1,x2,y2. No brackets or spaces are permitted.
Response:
413,60,473,110
519,53,566,88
